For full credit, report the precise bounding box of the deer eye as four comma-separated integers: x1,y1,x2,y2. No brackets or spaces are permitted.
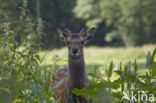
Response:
66,41,70,45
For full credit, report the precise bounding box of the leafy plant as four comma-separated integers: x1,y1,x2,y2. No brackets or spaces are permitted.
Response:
0,0,45,102
72,48,156,103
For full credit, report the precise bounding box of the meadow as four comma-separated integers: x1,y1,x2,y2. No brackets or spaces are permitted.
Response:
40,44,156,75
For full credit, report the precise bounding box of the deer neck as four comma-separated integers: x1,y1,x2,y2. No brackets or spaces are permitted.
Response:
68,53,86,88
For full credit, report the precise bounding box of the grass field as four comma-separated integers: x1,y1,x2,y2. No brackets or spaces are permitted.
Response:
39,44,156,75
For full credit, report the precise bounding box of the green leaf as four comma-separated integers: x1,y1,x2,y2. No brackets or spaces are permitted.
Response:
13,99,22,103
30,83,42,98
151,67,156,76
151,48,156,61
108,61,114,78
146,51,152,69
133,59,137,73
146,48,156,70
127,62,131,75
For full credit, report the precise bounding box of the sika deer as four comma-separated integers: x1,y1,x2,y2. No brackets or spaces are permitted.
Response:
51,27,96,103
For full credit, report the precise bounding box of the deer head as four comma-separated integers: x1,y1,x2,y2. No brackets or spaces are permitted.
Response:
57,27,96,58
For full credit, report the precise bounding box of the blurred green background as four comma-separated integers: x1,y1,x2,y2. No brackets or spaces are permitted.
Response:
0,0,156,49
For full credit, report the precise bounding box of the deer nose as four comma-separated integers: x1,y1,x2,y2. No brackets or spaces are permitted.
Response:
72,48,78,54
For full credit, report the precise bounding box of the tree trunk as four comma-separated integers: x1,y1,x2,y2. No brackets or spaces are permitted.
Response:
36,0,40,19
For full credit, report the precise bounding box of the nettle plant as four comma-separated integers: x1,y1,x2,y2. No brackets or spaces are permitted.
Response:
72,48,156,103
0,0,46,103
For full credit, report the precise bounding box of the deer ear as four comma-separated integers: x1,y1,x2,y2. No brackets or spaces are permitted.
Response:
84,27,96,44
57,28,71,42
80,27,87,37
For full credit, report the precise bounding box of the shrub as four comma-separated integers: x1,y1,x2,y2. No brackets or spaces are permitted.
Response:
0,0,45,102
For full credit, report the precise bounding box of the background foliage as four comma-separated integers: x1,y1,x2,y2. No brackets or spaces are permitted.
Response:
0,0,156,48
74,0,156,47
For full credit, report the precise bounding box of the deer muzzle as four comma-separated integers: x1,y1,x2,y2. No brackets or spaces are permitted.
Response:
71,47,80,58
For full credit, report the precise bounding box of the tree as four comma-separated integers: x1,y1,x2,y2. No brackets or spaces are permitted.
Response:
73,0,156,47
36,0,41,19
0,0,86,49
0,0,21,21
28,0,86,49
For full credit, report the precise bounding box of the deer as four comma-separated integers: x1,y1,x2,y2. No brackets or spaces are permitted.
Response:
51,27,96,103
